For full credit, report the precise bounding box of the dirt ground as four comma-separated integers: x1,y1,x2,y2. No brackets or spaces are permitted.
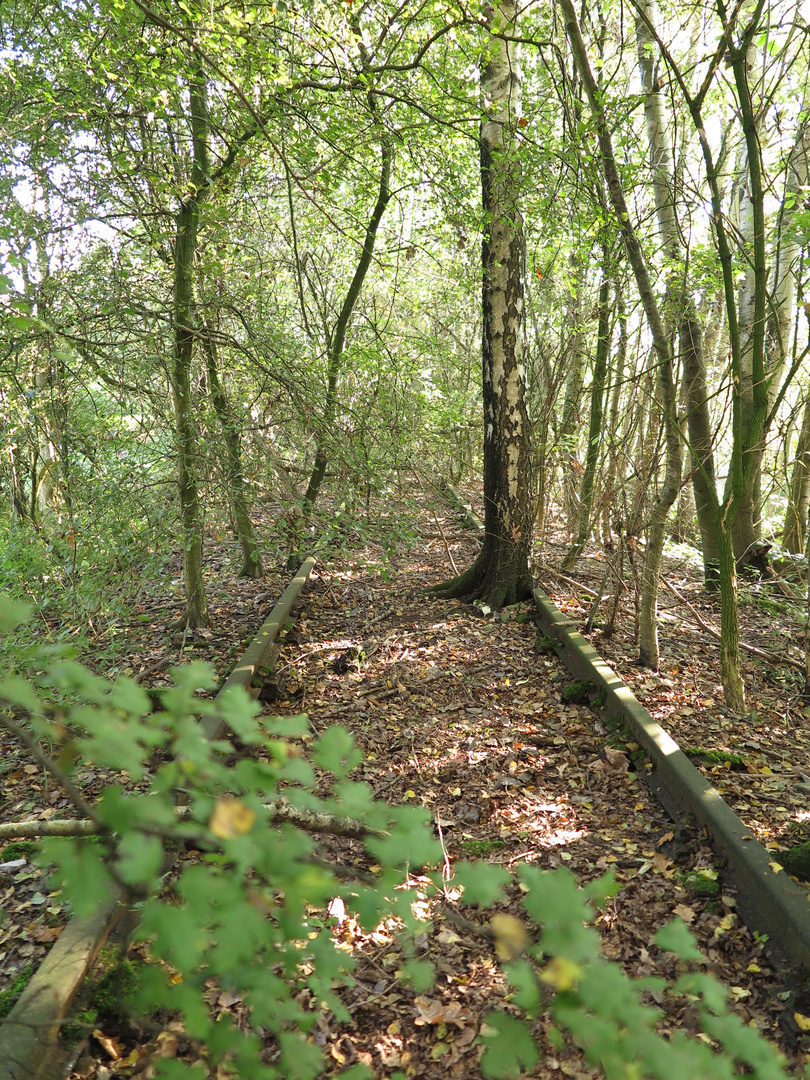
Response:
2,487,810,1076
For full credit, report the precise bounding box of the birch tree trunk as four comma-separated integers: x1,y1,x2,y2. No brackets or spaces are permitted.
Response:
431,0,534,608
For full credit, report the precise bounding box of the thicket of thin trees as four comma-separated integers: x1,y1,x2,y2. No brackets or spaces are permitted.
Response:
2,0,809,708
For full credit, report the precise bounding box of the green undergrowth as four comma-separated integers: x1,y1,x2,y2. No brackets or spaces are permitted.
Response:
63,948,143,1043
0,593,799,1080
561,679,596,705
458,839,506,858
535,634,560,656
605,714,648,772
0,964,35,1018
684,747,746,770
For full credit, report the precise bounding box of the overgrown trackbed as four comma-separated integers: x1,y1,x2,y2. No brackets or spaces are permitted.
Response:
2,488,810,1076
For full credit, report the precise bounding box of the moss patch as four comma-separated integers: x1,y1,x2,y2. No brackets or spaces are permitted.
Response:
682,870,721,898
561,680,595,705
684,747,746,770
0,841,38,862
778,842,810,882
0,965,34,1018
458,840,506,858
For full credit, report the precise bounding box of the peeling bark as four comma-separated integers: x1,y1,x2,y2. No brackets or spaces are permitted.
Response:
431,0,533,609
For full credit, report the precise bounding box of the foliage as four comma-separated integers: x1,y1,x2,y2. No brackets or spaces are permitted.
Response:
0,595,796,1079
0,964,34,1019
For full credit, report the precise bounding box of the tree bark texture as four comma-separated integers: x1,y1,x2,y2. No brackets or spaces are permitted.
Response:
635,0,719,584
561,0,681,669
563,273,611,568
303,103,392,514
431,0,533,608
201,325,264,578
172,72,210,628
783,394,810,553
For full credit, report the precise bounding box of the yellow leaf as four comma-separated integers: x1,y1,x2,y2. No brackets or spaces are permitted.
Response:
490,914,528,960
795,1012,810,1031
760,766,773,774
747,963,761,973
209,798,256,839
540,956,582,991
450,787,462,796
403,790,416,801
769,861,784,874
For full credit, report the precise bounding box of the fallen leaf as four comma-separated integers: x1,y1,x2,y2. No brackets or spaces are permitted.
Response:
490,913,528,960
209,798,256,839
673,903,695,923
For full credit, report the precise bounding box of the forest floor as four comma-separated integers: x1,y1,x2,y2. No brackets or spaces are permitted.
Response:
3,485,810,1077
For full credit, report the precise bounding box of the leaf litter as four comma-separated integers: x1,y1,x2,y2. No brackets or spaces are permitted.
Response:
1,489,809,1075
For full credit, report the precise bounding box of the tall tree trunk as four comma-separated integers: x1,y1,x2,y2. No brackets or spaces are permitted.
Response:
201,324,263,578
561,0,681,669
635,0,719,584
303,103,392,514
563,272,611,568
431,0,533,608
172,71,210,628
557,252,588,522
784,394,810,553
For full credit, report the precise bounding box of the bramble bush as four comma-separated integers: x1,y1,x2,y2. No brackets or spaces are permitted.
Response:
0,593,797,1079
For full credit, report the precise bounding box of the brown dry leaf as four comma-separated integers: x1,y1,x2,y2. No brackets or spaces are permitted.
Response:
27,923,63,943
92,1030,122,1060
151,1030,180,1060
673,903,696,923
491,913,529,960
592,746,630,773
413,995,469,1027
209,798,256,839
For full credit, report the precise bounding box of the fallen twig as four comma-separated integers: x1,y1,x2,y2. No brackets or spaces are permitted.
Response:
0,798,388,843
535,563,599,599
662,578,804,671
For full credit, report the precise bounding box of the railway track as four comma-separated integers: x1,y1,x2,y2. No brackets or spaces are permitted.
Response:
3,488,810,1077
0,558,315,1080
443,481,810,974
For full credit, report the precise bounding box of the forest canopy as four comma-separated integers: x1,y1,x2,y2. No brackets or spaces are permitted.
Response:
1,0,809,700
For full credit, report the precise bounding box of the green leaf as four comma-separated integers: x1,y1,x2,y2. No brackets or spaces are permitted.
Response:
453,859,510,905
504,958,541,1013
311,725,362,779
215,686,263,743
479,1012,539,1078
0,674,41,712
655,918,704,962
264,713,310,738
400,957,434,992
0,595,33,633
116,831,164,886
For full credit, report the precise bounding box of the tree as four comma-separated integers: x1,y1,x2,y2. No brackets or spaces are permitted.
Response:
432,0,534,609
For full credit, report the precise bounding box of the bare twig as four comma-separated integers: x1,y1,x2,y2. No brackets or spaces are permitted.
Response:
535,563,599,599
662,579,804,672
